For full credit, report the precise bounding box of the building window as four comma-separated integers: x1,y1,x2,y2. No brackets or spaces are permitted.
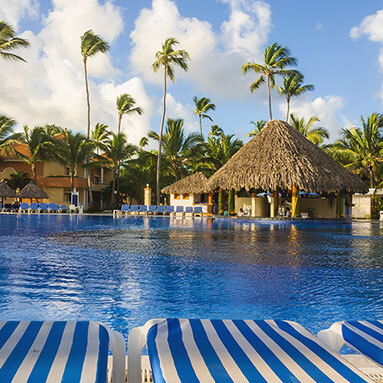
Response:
182,193,190,200
64,192,71,203
174,193,181,200
94,175,100,184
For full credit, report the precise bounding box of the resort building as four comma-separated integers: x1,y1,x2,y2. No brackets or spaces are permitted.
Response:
0,143,113,210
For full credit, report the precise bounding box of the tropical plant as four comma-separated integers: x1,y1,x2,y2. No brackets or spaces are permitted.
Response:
277,72,314,121
80,30,109,139
5,171,31,190
242,43,297,120
0,21,29,62
248,120,267,137
289,114,329,146
91,123,111,153
116,94,143,135
16,125,58,183
329,113,383,188
92,133,137,208
148,118,202,181
53,129,93,192
0,115,23,155
193,96,216,136
152,37,190,204
139,136,149,150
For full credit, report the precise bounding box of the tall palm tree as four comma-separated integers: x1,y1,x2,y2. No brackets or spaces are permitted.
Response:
289,114,329,146
92,133,137,209
248,120,266,137
149,118,202,181
0,115,23,155
54,130,93,192
116,93,143,135
0,21,29,62
193,96,216,136
329,113,383,188
277,73,314,121
80,30,109,139
152,37,190,205
242,43,297,120
91,123,111,153
16,126,57,183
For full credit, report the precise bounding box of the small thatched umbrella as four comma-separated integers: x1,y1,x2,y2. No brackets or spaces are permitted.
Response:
161,172,209,194
18,181,48,202
207,119,368,217
0,182,16,206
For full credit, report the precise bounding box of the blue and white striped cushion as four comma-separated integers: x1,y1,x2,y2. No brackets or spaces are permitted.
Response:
340,320,383,365
0,321,110,383
146,319,371,383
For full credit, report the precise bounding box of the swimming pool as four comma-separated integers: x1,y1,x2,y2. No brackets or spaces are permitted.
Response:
1,214,383,341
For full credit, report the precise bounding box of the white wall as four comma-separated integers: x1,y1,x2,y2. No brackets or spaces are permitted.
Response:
352,195,371,219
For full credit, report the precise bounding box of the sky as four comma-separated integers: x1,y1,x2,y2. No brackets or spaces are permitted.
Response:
1,0,383,145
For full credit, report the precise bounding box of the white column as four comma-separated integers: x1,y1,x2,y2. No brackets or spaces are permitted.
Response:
270,197,276,218
101,167,104,184
251,194,256,217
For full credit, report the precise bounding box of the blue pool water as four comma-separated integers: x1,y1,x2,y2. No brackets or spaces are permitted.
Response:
1,214,383,341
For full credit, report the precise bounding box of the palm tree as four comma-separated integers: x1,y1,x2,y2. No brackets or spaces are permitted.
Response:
139,136,148,151
242,43,297,120
329,113,383,188
54,130,93,192
193,96,216,136
149,118,202,181
0,21,29,62
91,123,110,153
152,37,190,205
80,30,109,139
248,120,266,137
289,114,329,146
93,133,137,209
277,73,314,121
116,94,143,135
16,126,57,183
0,115,23,155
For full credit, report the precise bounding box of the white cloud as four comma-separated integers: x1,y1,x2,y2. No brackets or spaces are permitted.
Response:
350,10,383,42
280,95,345,140
0,0,39,29
0,0,153,145
130,0,272,100
165,94,199,133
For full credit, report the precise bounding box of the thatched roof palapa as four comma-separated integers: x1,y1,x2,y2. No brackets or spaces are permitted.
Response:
0,182,16,198
18,181,48,199
162,172,209,194
207,119,368,193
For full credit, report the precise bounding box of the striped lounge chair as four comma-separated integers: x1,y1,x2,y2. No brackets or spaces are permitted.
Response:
19,203,29,214
138,205,148,215
148,205,157,215
157,205,166,215
165,206,175,216
194,206,203,217
0,320,125,383
128,318,372,383
319,320,383,366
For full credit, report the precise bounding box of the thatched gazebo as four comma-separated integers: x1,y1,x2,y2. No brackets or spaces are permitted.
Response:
18,181,48,202
162,172,212,212
207,119,368,218
0,182,16,205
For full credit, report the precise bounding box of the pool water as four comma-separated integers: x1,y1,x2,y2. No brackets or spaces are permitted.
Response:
1,214,383,341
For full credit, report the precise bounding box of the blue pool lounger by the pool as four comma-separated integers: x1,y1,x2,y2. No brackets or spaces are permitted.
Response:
319,320,383,366
0,321,125,383
128,318,373,383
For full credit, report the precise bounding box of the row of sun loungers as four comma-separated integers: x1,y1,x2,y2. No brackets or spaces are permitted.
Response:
114,205,204,217
1,318,382,383
0,202,68,214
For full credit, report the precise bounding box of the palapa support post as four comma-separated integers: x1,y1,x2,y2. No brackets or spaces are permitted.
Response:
207,192,213,215
251,193,256,217
218,189,225,215
291,186,299,218
144,184,152,207
336,189,343,218
228,189,235,215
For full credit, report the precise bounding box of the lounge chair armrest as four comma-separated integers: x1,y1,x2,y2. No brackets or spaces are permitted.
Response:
109,330,126,383
127,326,147,383
317,322,344,353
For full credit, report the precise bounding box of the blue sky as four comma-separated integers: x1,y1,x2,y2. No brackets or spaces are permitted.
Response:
2,0,383,144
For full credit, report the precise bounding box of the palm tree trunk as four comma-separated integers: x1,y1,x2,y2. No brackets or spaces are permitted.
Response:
116,114,122,207
286,97,290,123
71,170,75,192
267,75,272,120
83,57,91,139
110,171,116,209
370,169,374,189
156,65,167,205
199,114,202,136
118,114,122,135
32,163,36,184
